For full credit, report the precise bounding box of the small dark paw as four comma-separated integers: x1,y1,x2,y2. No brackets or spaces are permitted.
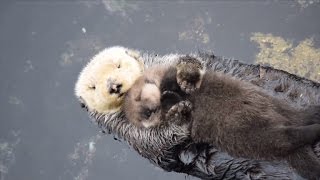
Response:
177,100,193,112
176,59,203,94
165,100,193,122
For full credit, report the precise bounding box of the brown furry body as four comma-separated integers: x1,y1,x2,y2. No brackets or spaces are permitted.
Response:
190,71,318,156
173,68,320,179
124,62,320,179
188,71,320,179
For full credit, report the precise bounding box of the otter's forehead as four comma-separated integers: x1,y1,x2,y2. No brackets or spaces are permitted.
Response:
76,46,142,88
141,83,161,103
92,46,142,64
90,46,130,65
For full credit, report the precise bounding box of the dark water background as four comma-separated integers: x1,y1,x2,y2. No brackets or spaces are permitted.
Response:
0,1,319,180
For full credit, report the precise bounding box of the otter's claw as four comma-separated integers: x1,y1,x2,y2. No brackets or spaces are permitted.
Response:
162,90,180,98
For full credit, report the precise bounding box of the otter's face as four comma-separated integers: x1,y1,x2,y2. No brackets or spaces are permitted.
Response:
75,46,144,114
124,79,162,128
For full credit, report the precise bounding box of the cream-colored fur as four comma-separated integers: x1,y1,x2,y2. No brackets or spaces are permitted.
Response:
75,46,144,114
140,84,161,128
140,84,161,104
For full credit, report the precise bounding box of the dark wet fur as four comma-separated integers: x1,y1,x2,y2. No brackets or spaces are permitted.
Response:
160,67,188,112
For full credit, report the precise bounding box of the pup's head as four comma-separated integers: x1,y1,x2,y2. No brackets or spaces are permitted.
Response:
124,76,163,128
75,46,144,114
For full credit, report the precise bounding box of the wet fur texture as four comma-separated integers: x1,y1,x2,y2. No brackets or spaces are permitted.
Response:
180,69,320,179
124,58,320,179
76,47,320,180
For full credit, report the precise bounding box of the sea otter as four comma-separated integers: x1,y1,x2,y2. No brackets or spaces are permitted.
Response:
123,56,320,179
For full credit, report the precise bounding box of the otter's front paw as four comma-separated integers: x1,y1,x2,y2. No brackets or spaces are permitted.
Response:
165,101,192,123
177,77,201,94
176,57,204,94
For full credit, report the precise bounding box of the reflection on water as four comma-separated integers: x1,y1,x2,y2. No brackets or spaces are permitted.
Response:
63,134,101,180
101,0,139,18
178,16,211,44
0,131,20,180
297,0,320,9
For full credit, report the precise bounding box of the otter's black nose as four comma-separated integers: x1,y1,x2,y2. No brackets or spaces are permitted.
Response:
107,79,122,94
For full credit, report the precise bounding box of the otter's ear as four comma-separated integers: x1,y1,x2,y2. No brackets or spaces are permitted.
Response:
80,103,86,108
78,96,87,109
125,49,145,71
125,49,140,60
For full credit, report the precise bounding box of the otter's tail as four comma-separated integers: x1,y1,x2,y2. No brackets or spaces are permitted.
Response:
287,147,320,180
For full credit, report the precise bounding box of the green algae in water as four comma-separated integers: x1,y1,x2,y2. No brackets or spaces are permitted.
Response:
251,33,320,82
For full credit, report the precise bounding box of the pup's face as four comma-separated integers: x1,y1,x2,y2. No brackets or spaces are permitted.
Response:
124,78,162,128
75,46,144,114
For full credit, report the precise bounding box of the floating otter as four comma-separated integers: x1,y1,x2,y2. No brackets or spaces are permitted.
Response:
123,56,320,179
75,46,320,179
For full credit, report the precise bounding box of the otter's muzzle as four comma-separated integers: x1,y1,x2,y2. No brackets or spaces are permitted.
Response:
107,79,122,94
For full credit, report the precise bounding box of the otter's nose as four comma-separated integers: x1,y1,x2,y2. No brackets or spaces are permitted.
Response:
107,79,122,94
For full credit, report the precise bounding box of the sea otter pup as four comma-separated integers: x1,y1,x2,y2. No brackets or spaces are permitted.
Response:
124,56,205,128
123,56,320,179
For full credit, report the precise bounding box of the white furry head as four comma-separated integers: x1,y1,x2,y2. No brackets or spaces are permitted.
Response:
75,46,145,114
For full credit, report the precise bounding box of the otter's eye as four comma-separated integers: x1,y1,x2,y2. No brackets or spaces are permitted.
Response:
117,64,121,68
144,110,152,118
80,103,86,108
88,85,96,90
142,108,156,119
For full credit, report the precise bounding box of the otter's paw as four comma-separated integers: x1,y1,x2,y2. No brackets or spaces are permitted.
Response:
177,78,200,94
162,91,182,101
165,100,192,122
176,57,204,94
